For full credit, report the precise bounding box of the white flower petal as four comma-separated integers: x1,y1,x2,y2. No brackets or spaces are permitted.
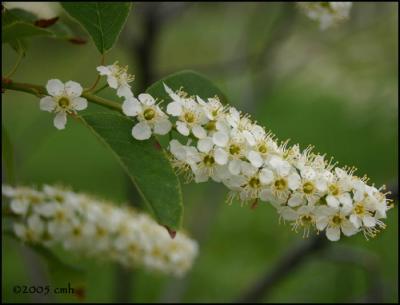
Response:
213,164,230,181
13,223,26,239
107,76,118,89
316,179,327,192
248,151,263,168
326,226,341,241
96,66,111,75
259,189,274,202
166,101,182,116
71,97,88,111
65,81,83,98
228,159,241,175
278,160,291,176
214,148,228,165
132,122,152,140
138,93,155,106
288,193,305,207
10,200,29,215
122,98,141,117
260,168,273,184
212,131,229,147
169,140,186,161
279,207,298,221
316,216,329,231
53,112,67,130
194,169,209,183
154,119,172,135
353,190,364,202
117,85,133,98
243,130,255,146
288,173,301,190
240,162,256,176
326,195,339,209
192,125,206,139
2,185,15,197
34,203,57,217
28,215,44,234
362,215,376,228
40,96,56,112
197,138,213,153
176,121,190,136
341,220,357,236
338,193,352,207
350,214,362,229
46,79,64,96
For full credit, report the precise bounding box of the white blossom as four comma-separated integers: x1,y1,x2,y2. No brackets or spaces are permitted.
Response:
158,84,391,241
315,206,357,241
97,62,135,98
297,2,353,30
3,184,198,277
122,93,172,140
165,84,208,138
40,79,88,130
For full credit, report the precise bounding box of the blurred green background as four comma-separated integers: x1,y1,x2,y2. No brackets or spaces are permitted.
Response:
2,2,398,303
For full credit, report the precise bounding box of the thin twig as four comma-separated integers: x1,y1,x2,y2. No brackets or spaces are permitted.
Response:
5,50,24,79
86,54,105,92
236,234,328,303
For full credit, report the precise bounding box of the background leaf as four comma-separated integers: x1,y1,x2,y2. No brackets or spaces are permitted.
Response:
146,70,229,104
2,21,53,43
61,2,132,53
2,8,80,50
81,112,183,230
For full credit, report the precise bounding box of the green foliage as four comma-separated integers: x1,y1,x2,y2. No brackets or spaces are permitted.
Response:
81,112,183,230
7,39,27,57
61,2,132,54
2,8,79,54
2,19,54,44
146,70,229,104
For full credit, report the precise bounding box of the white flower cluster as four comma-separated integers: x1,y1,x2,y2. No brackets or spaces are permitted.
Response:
120,83,391,242
297,2,353,30
2,184,198,277
37,63,392,242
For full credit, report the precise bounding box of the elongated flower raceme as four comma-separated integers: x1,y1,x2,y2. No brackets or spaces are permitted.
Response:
297,2,353,30
2,185,198,277
31,63,392,242
118,83,392,242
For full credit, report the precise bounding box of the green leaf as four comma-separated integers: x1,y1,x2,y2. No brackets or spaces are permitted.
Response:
1,7,86,56
2,21,53,43
7,38,27,56
2,124,15,185
81,112,183,230
61,2,132,53
2,8,77,45
146,70,229,104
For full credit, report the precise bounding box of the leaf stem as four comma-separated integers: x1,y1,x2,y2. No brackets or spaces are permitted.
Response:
86,53,106,92
5,50,24,79
92,83,109,95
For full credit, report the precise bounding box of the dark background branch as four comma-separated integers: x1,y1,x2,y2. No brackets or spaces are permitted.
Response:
236,234,328,303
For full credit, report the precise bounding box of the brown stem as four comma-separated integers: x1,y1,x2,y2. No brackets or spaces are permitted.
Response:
2,80,122,111
236,234,328,303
